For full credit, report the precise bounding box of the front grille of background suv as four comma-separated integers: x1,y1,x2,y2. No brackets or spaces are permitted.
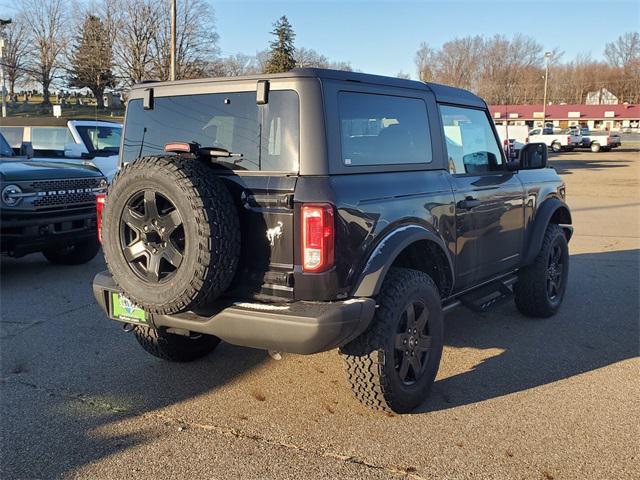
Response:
29,177,102,209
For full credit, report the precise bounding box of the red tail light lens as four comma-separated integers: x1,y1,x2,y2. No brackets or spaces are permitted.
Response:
96,193,106,243
567,136,572,144
302,204,334,272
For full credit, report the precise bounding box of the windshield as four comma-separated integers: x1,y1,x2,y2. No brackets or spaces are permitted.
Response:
76,125,122,156
121,91,300,172
0,133,14,157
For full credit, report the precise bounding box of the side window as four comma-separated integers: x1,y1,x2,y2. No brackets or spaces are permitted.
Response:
530,129,540,136
0,127,24,148
31,127,74,153
439,105,503,175
338,92,432,166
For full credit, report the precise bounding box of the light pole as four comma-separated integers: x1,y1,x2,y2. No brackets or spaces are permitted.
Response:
170,0,176,81
0,18,11,118
542,51,552,128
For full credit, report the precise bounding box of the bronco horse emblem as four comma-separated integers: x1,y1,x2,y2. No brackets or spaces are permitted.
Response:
266,221,284,247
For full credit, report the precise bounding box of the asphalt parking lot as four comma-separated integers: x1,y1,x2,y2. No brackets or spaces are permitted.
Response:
1,148,639,480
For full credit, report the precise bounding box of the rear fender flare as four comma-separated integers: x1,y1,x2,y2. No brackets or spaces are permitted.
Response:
522,198,573,266
351,225,453,298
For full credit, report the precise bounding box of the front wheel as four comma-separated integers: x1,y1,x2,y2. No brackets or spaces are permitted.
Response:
133,326,220,362
514,224,569,318
340,268,444,413
42,238,100,265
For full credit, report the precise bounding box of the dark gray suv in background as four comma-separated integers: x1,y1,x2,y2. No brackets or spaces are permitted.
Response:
93,69,572,412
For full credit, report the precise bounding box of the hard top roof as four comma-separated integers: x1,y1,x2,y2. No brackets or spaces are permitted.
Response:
132,68,486,108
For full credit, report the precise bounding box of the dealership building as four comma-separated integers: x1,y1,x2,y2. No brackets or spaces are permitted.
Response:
489,104,640,131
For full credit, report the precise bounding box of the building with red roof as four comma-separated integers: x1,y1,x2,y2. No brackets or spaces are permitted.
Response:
489,104,639,131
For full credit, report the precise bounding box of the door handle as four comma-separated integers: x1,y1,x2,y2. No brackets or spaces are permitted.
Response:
457,197,481,210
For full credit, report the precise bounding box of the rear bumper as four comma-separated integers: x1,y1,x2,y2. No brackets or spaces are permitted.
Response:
92,271,376,355
1,209,96,256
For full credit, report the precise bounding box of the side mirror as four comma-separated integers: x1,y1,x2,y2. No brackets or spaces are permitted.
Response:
64,142,90,159
519,142,548,169
20,141,34,159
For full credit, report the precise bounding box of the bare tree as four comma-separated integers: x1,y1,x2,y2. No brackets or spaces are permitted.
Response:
19,0,68,105
414,42,436,82
604,32,640,102
151,0,219,80
209,53,260,77
112,0,159,85
1,15,30,96
294,47,352,70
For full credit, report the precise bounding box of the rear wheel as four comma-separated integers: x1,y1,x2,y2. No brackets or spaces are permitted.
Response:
340,268,444,413
590,142,601,152
43,238,100,265
133,326,220,362
102,156,240,315
514,224,569,318
551,142,562,153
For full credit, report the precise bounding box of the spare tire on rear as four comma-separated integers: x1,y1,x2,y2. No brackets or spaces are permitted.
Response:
102,156,240,315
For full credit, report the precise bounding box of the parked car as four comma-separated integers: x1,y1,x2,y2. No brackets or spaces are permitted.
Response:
529,127,576,152
570,127,621,152
92,69,572,413
0,132,107,263
0,119,122,180
494,124,529,157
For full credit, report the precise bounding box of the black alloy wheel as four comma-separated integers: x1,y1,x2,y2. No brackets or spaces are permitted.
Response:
394,300,433,385
546,240,565,302
120,189,185,283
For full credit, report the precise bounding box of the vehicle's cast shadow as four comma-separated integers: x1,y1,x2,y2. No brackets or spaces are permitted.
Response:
416,248,639,413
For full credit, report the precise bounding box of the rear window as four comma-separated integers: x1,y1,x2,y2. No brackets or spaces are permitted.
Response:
338,92,432,166
122,90,299,172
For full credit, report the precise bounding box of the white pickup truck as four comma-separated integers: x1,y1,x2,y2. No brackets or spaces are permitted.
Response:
528,127,579,153
571,127,622,152
0,119,121,181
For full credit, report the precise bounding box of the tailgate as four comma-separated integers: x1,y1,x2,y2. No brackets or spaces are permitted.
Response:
221,174,297,301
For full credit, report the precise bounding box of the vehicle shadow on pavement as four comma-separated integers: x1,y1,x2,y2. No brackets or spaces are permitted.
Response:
549,158,633,175
416,249,639,413
0,255,269,480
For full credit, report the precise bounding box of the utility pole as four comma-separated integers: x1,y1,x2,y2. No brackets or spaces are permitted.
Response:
0,18,11,118
542,51,552,128
170,0,176,81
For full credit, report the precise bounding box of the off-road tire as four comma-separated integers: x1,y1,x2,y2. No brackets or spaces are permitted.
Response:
340,268,444,413
102,156,240,315
551,142,562,153
590,142,601,153
514,224,569,318
42,238,101,265
133,325,220,362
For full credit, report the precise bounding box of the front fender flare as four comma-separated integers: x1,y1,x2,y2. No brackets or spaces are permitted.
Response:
522,197,573,266
351,225,453,298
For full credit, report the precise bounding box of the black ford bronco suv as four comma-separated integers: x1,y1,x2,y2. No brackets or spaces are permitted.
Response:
93,69,572,413
1,132,106,264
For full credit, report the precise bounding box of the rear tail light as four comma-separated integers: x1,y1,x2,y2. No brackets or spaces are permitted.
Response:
525,137,529,143
302,204,335,272
607,137,611,145
567,136,572,145
96,193,106,243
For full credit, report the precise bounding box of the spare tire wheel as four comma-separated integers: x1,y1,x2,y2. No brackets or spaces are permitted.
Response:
102,156,240,314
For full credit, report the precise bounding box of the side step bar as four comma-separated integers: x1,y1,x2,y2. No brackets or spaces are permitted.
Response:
443,274,518,314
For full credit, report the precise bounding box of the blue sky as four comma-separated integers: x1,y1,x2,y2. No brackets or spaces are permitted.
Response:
214,0,640,77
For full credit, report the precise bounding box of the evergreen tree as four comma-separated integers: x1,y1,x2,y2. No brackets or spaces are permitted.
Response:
69,15,115,109
264,16,296,74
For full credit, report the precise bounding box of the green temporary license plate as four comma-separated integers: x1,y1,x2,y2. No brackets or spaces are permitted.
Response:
111,292,146,324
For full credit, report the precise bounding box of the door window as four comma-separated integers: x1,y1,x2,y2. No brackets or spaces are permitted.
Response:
440,105,504,175
338,92,432,166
